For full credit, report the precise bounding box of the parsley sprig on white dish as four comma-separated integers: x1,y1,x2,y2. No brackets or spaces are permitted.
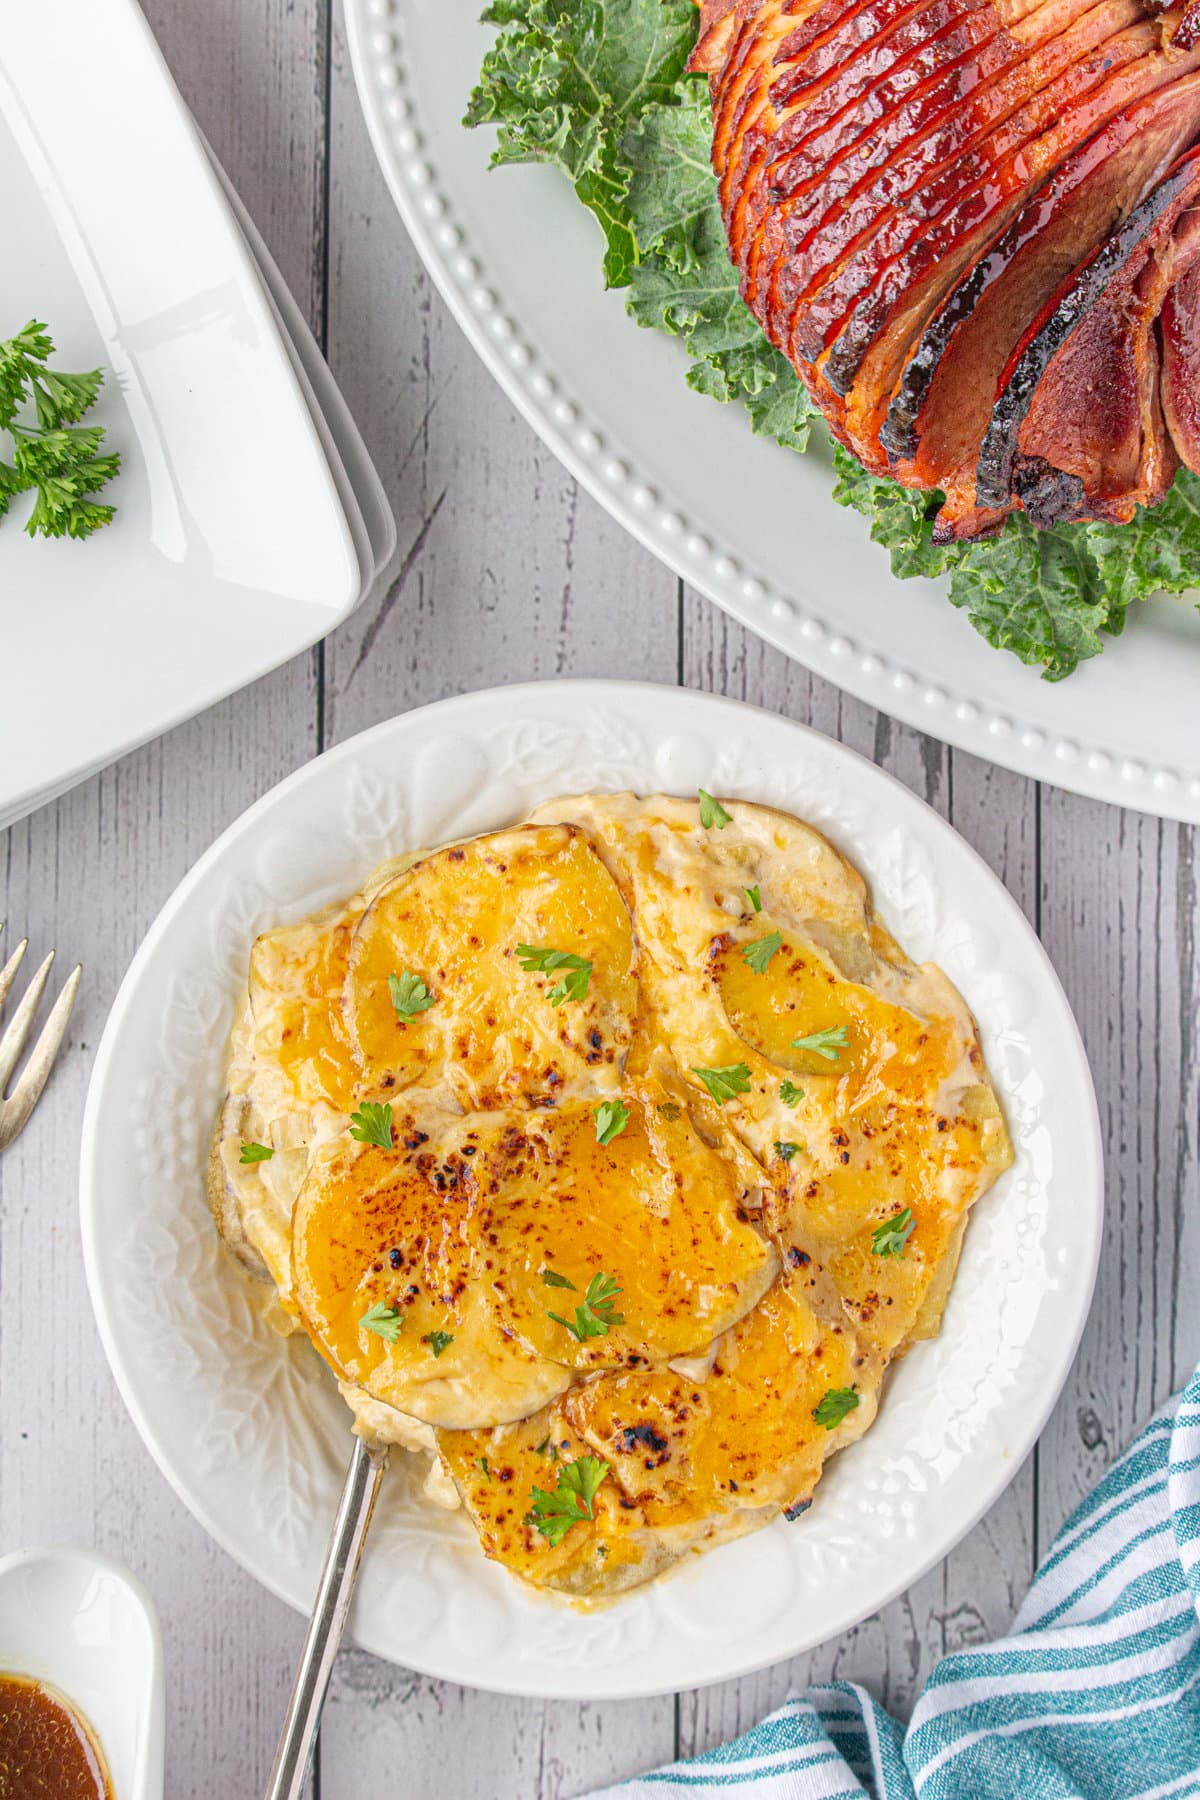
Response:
1,321,119,539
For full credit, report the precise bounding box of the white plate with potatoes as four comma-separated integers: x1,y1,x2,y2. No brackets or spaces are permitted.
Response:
79,681,1101,1699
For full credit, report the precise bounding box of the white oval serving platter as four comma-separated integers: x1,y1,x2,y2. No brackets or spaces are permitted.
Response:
80,680,1101,1699
342,0,1200,825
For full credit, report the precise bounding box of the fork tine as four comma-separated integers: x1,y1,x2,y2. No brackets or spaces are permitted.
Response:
0,964,81,1151
0,950,56,1094
0,932,29,1012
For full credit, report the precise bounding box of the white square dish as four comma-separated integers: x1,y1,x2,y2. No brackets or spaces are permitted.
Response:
80,682,1103,1700
0,0,364,833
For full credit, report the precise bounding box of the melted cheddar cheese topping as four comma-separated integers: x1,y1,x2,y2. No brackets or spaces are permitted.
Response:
208,795,1012,1602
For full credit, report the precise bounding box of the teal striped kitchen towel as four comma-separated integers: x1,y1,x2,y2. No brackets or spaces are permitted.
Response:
588,1369,1200,1799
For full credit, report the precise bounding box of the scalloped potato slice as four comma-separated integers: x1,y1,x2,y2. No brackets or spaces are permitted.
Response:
767,1086,1009,1358
292,1082,777,1429
526,793,1012,1359
206,897,364,1310
248,902,361,1120
438,1271,878,1599
346,824,637,1108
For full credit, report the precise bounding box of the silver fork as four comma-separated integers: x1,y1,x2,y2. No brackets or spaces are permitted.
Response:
0,922,82,1152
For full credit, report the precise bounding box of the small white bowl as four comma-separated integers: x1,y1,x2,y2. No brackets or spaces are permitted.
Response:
0,1547,164,1800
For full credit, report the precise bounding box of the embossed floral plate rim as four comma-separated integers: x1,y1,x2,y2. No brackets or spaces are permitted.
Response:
79,680,1102,1700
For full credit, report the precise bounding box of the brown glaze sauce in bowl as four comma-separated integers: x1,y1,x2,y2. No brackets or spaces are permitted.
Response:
0,1673,111,1798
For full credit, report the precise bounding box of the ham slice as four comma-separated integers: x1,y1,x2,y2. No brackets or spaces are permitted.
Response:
976,145,1200,522
1158,210,1200,471
694,0,1200,533
883,84,1200,529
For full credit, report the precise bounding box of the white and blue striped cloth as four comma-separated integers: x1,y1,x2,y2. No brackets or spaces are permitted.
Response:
591,1372,1200,1799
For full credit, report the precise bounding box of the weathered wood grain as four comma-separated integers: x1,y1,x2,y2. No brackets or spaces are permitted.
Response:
2,2,1193,1796
0,5,328,1796
0,683,321,1800
1035,801,1199,1551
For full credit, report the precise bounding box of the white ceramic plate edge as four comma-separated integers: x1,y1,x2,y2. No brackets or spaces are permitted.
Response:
203,137,398,585
78,679,1103,1699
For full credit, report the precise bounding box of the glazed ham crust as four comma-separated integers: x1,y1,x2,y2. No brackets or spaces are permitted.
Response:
691,0,1200,535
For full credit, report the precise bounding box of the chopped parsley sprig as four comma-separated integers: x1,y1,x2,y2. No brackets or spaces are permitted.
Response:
698,788,731,829
515,943,593,1005
593,1098,629,1145
548,1271,624,1342
692,1062,751,1103
360,1301,404,1343
0,321,120,538
239,1141,274,1165
779,1080,805,1105
743,930,782,974
389,971,435,1021
350,1101,394,1149
813,1386,860,1430
526,1455,610,1547
792,1025,850,1062
871,1208,915,1259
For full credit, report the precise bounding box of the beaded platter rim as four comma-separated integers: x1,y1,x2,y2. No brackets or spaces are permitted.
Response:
342,0,1200,826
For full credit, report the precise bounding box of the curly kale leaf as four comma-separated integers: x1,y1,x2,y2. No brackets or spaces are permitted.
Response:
465,0,696,285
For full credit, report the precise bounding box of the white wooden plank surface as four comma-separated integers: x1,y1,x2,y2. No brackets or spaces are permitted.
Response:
317,16,679,1793
0,3,1194,1797
0,5,326,1796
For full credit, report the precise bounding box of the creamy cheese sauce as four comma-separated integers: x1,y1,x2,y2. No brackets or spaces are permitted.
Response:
208,795,1013,1599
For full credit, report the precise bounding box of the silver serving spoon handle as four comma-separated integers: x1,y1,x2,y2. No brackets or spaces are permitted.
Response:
264,1437,389,1800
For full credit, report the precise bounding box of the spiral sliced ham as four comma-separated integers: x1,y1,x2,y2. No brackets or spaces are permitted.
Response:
691,0,1200,534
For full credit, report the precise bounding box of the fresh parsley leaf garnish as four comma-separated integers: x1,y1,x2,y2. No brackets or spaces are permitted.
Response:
535,1436,553,1457
239,1141,274,1165
692,1063,752,1103
774,1141,801,1162
657,1101,682,1121
813,1386,860,1431
698,788,731,829
541,1268,577,1290
477,1456,491,1481
423,1330,454,1357
743,930,783,975
780,1080,805,1105
792,1026,850,1062
0,321,119,538
389,971,435,1022
871,1208,915,1260
515,943,593,1005
594,1098,629,1145
349,1101,394,1149
526,1455,611,1547
360,1301,404,1343
548,1271,624,1342
745,885,762,912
